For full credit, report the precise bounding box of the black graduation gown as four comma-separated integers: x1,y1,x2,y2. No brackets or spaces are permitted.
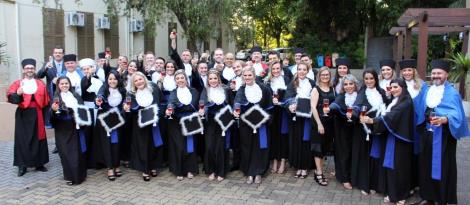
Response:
267,77,290,161
91,86,126,168
371,96,414,202
51,93,87,184
418,107,458,204
234,83,273,176
311,85,336,157
329,93,357,184
200,86,233,177
9,94,49,168
129,84,164,173
81,76,100,169
284,79,315,170
167,87,200,176
352,87,389,193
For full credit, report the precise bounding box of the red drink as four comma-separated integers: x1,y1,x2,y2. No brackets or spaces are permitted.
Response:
251,59,255,64
161,72,166,77
53,98,60,105
323,103,329,108
386,86,392,92
235,107,241,114
273,93,279,99
97,97,103,104
199,104,205,110
346,107,353,114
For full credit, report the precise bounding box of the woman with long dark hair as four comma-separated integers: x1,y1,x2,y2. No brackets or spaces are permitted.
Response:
333,58,351,94
285,63,315,179
361,78,414,205
51,76,87,185
93,70,127,180
353,69,389,195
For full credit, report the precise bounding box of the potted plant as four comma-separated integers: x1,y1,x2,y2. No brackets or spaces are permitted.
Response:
447,52,470,100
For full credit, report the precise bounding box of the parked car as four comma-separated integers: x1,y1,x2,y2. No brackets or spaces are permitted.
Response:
236,49,251,60
271,47,292,60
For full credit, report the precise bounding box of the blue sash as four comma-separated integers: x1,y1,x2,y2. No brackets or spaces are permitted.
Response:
225,130,231,150
281,111,289,134
152,124,163,147
187,135,194,153
259,124,268,149
303,120,311,141
79,130,87,153
370,135,381,159
110,130,118,144
426,123,442,180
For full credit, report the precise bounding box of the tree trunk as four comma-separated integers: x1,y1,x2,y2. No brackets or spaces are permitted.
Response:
459,73,467,99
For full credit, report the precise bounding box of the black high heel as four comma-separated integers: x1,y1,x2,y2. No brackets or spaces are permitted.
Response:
114,168,122,177
313,171,328,186
150,170,158,177
142,173,150,181
107,169,116,181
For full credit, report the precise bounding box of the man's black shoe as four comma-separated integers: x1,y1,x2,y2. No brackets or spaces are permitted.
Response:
411,200,434,205
18,166,27,177
52,147,58,154
35,166,48,172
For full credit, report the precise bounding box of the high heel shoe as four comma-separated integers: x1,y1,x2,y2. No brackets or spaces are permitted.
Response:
150,170,158,177
114,168,122,177
142,173,150,181
246,176,253,184
107,169,116,181
313,171,328,186
17,166,27,177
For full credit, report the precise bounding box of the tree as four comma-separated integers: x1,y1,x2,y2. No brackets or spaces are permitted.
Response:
103,0,236,53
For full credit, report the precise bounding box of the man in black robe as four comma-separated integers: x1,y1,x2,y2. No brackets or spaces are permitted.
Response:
7,58,50,176
413,60,470,205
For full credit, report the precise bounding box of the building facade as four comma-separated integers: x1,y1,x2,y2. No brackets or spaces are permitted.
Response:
0,0,235,101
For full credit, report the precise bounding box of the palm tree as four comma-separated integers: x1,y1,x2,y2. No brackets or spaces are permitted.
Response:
448,52,470,100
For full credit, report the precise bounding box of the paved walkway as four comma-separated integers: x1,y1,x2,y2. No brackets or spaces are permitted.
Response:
0,137,469,204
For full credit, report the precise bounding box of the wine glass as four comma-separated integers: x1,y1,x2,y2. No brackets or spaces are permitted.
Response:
167,104,174,119
53,97,61,114
125,96,132,112
273,90,279,105
322,99,330,116
346,106,353,122
360,105,367,117
428,111,437,132
234,103,241,120
292,99,297,121
96,96,103,110
231,80,237,91
199,100,205,119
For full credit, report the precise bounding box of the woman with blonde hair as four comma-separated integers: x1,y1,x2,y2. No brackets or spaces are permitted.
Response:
123,71,164,181
233,66,273,184
199,70,234,181
310,66,336,186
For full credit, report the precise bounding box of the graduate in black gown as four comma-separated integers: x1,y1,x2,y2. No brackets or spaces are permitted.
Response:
310,67,336,186
227,60,244,171
415,60,470,205
329,74,360,190
94,70,126,181
120,60,139,168
159,61,178,167
284,63,315,179
199,70,234,181
123,72,164,181
7,58,49,176
51,76,88,185
79,58,103,169
165,69,200,180
233,66,273,184
361,78,414,204
265,61,291,174
353,69,389,195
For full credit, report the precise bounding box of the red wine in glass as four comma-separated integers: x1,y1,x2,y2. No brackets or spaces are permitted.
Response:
125,96,132,112
97,96,103,110
234,107,241,119
322,99,329,116
53,97,61,114
167,105,174,119
199,101,205,119
386,86,392,92
346,106,353,122
360,106,367,117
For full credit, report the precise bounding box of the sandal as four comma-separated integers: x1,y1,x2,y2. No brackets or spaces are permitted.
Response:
187,172,194,179
313,171,328,186
294,170,302,178
107,169,116,181
384,196,390,203
396,200,405,205
176,176,184,181
208,173,215,181
114,168,122,177
150,170,158,177
66,181,74,186
299,170,308,179
217,176,224,182
343,182,353,190
361,190,369,196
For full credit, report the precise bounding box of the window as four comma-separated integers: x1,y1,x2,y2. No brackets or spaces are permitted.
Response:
42,8,65,62
104,18,119,58
144,22,155,54
77,12,95,59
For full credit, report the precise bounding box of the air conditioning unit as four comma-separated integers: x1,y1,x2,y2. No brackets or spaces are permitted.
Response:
67,12,85,27
129,20,144,32
97,17,110,29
